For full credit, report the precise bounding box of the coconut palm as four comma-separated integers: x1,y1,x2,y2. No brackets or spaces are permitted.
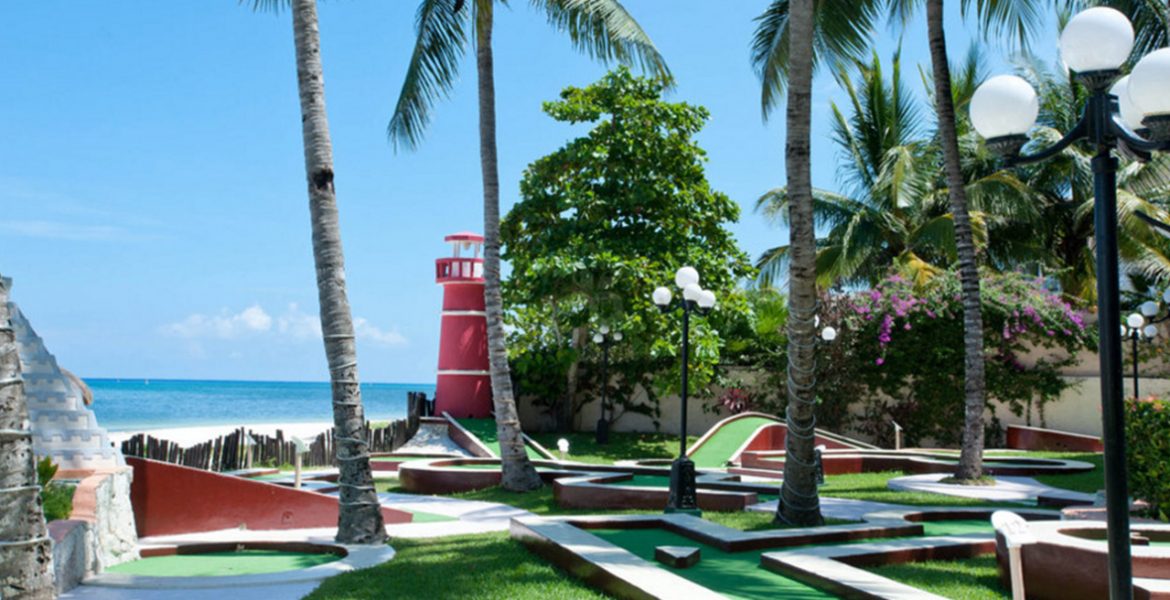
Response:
0,276,54,599
752,0,885,527
389,0,668,491
248,0,385,544
756,50,1037,291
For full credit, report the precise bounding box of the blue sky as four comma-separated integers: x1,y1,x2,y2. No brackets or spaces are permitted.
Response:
1,2,1061,383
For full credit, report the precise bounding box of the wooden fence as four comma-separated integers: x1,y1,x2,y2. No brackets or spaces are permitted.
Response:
121,391,430,471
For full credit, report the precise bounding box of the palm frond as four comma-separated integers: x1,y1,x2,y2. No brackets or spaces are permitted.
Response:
533,0,670,82
750,0,882,120
959,0,1045,49
387,0,472,151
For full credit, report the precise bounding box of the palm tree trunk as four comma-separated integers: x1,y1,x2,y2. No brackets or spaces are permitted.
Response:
927,0,985,480
476,1,542,491
0,277,55,600
290,0,386,543
776,0,823,527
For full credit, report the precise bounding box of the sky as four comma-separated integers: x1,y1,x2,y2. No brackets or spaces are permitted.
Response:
0,1,1063,384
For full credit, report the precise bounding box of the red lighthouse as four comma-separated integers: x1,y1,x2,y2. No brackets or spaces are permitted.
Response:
434,232,493,418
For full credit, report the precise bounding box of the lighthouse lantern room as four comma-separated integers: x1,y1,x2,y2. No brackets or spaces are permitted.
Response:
434,232,492,418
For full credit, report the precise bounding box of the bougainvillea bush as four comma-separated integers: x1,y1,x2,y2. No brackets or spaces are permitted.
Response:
818,272,1095,447
1127,396,1170,521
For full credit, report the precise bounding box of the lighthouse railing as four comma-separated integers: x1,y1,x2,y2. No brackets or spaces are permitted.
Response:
435,257,484,282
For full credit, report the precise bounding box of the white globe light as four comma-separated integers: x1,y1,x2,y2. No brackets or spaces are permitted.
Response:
1127,313,1146,329
697,290,716,309
1129,49,1170,119
1111,77,1146,131
683,283,703,302
1141,300,1159,317
599,324,610,334
652,286,672,307
970,75,1039,139
1163,288,1170,304
675,266,700,289
593,333,604,344
612,331,623,342
1144,324,1159,338
557,438,569,453
1059,7,1134,73
821,326,838,342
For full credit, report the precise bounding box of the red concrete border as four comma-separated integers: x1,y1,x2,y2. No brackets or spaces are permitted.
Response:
738,449,1094,477
1006,425,1103,453
127,457,412,537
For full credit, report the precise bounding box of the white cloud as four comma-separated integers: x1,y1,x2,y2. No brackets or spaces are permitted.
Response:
354,318,408,347
162,303,406,346
277,303,322,340
161,304,273,339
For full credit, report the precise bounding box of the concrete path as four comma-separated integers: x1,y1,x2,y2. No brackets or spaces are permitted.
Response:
887,473,1096,503
380,491,535,538
747,495,911,521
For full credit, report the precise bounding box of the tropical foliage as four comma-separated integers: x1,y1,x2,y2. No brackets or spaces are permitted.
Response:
502,68,753,431
1126,395,1170,522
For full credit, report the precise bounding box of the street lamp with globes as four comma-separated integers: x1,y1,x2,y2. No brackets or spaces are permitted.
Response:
652,266,716,514
970,8,1170,598
592,325,623,445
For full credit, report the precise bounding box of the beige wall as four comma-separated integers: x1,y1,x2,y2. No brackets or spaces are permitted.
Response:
991,375,1170,437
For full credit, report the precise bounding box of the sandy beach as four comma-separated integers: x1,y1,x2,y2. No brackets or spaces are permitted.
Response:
107,421,336,447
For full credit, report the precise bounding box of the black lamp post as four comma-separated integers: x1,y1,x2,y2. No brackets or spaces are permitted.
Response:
1123,297,1169,399
972,8,1170,598
593,325,623,445
653,266,716,515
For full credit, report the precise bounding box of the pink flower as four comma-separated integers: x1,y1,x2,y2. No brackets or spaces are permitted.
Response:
875,358,885,366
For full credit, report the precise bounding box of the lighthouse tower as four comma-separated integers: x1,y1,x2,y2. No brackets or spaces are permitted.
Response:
434,232,493,418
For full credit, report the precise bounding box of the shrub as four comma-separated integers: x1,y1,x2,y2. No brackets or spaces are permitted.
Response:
819,272,1095,447
1126,396,1170,521
36,456,74,521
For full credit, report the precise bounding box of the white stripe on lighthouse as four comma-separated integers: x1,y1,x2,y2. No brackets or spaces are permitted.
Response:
441,310,487,316
437,369,491,376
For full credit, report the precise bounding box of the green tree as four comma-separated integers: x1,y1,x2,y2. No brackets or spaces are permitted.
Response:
248,0,385,544
753,0,883,527
502,68,753,433
756,50,1036,291
388,0,668,491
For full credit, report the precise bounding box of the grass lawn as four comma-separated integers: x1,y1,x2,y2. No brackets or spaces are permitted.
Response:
868,554,1008,599
819,471,1030,507
528,431,697,465
1029,452,1103,493
304,533,604,600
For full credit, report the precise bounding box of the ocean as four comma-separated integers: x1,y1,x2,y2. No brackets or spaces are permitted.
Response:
84,379,435,432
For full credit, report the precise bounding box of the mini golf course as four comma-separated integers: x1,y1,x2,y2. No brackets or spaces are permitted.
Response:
107,549,341,577
455,418,546,459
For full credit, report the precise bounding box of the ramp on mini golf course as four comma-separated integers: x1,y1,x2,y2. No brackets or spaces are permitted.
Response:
452,417,549,460
686,413,875,469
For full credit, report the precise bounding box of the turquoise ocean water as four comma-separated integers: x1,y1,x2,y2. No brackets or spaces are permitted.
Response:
84,378,435,432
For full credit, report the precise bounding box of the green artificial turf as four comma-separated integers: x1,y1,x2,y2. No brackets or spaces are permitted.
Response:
456,418,544,459
305,533,604,600
819,471,1031,507
107,550,339,577
528,431,697,465
688,416,778,468
403,509,458,523
1031,452,1104,493
920,519,995,536
868,555,1008,599
591,527,835,600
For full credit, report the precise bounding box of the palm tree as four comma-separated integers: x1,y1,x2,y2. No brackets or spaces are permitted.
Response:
388,0,668,491
752,0,883,526
0,276,54,599
249,0,385,544
756,50,1038,291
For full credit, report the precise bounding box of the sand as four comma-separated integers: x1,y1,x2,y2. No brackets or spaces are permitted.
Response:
107,421,336,448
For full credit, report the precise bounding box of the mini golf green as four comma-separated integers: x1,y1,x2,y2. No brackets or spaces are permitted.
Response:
688,416,779,469
456,418,544,459
106,550,340,577
590,528,835,600
920,519,995,536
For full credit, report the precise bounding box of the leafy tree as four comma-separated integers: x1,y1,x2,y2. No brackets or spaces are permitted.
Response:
502,68,753,433
247,0,385,544
388,0,668,492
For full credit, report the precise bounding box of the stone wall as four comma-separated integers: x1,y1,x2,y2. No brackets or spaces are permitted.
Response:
49,468,139,592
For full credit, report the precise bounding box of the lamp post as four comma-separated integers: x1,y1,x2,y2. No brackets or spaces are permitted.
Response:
1122,312,1158,399
653,266,717,515
593,325,623,445
970,8,1170,598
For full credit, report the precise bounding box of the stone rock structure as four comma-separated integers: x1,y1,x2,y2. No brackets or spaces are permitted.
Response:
3,276,137,592
9,301,121,471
